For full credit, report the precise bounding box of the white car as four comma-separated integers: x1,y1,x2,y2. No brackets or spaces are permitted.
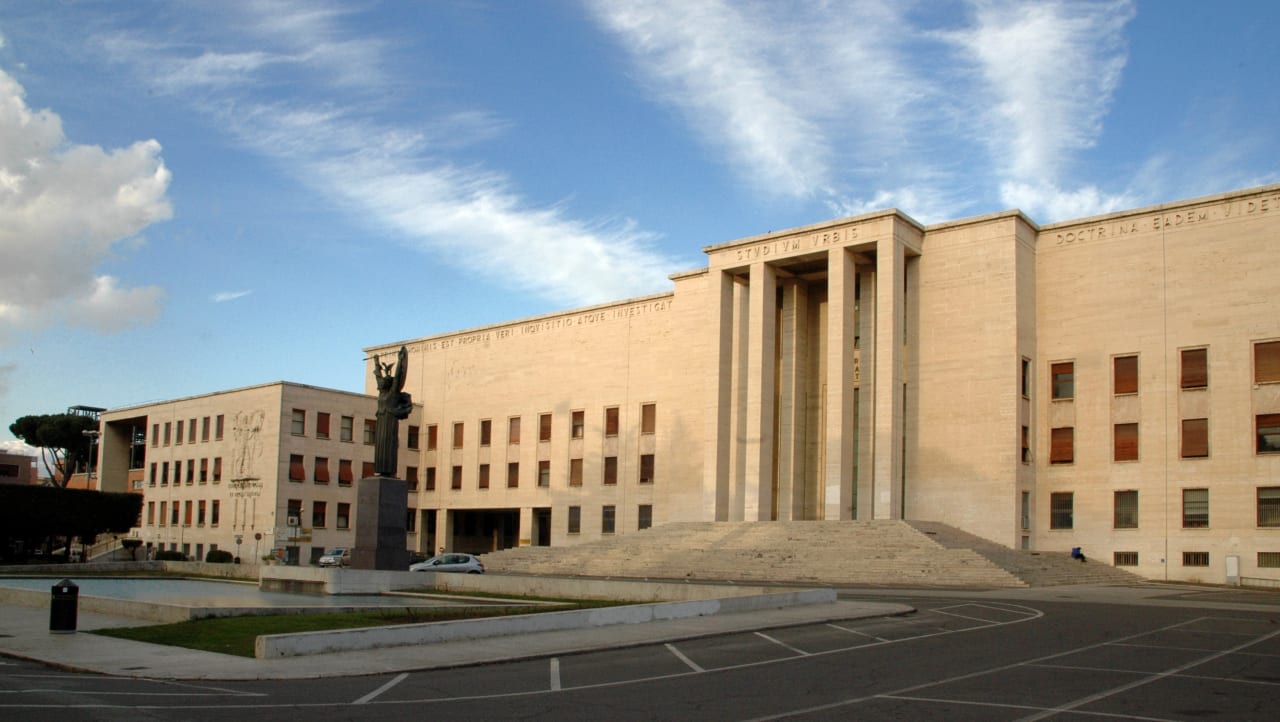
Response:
317,547,350,567
409,553,484,574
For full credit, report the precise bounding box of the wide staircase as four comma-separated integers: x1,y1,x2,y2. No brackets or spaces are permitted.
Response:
481,521,1145,588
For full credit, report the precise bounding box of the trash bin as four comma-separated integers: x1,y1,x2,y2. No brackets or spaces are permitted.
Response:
49,579,78,634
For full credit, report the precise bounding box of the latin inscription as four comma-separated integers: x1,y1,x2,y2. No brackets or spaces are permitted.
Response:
1054,191,1280,246
732,226,860,262
413,299,672,353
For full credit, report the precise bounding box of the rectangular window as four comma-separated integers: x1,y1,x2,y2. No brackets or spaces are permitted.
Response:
638,504,653,530
1021,357,1031,398
1114,355,1138,395
215,414,224,440
171,502,179,526
508,417,520,444
1258,552,1280,569
639,454,655,484
314,457,330,484
197,500,206,526
478,463,490,489
480,419,492,446
641,403,656,434
1182,488,1209,528
1258,487,1280,527
427,424,438,450
569,458,583,486
405,509,416,533
538,460,550,487
163,422,171,446
312,500,327,528
425,467,436,491
1114,423,1139,462
406,466,419,491
1114,490,1138,529
337,503,350,529
1182,551,1209,567
1051,362,1074,400
338,459,353,486
1177,348,1208,389
210,500,219,527
316,412,331,439
291,409,305,436
1050,492,1073,530
186,459,195,484
453,422,464,449
1181,418,1209,458
289,454,305,481
407,425,419,450
362,461,375,479
1257,414,1280,454
1255,340,1280,384
159,501,167,526
149,462,157,486
175,420,184,445
363,419,376,445
603,456,618,485
605,407,619,437
571,410,585,439
507,462,519,488
147,501,155,525
1021,425,1030,464
188,418,196,444
539,413,552,442
568,506,581,534
184,500,192,526
151,423,159,447
1113,551,1138,567
201,416,210,442
1050,427,1073,465
213,457,221,482
161,461,169,486
602,505,616,534
451,466,462,490
340,415,354,442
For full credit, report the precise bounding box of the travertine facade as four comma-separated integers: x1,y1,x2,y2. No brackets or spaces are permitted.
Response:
368,184,1280,584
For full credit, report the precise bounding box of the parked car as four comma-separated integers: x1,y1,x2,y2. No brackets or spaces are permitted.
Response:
317,547,350,567
409,553,484,574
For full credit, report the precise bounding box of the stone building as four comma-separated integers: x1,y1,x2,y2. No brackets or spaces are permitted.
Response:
98,382,422,564
367,184,1280,585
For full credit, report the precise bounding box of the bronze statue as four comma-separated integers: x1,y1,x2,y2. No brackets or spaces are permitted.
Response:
373,346,413,477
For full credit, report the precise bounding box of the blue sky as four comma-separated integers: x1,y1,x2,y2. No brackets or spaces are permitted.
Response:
1,0,1277,452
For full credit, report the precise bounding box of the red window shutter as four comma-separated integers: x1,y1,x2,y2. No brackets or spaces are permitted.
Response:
361,462,375,479
1114,356,1138,395
1050,427,1073,464
289,455,305,480
1114,423,1138,461
314,459,330,483
1256,341,1280,384
1181,418,1209,458
338,460,353,483
1181,348,1207,388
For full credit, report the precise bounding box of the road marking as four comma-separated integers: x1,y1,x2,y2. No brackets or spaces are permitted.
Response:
826,623,889,641
665,643,704,672
755,631,810,656
549,658,561,691
353,672,407,705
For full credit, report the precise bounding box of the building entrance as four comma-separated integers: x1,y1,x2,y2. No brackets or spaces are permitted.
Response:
449,509,519,554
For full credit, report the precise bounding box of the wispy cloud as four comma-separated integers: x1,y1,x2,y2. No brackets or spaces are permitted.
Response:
212,290,252,303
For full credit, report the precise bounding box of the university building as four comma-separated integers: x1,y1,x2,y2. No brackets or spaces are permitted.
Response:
366,184,1280,585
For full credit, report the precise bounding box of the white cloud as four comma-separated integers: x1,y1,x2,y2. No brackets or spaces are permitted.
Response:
0,68,172,336
0,438,41,457
212,290,253,303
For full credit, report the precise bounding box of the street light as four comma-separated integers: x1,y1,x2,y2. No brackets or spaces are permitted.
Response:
82,429,100,485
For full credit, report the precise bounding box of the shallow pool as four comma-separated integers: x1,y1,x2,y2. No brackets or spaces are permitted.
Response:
0,577,459,609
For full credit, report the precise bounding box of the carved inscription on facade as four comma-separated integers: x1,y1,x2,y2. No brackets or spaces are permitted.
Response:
731,225,861,262
413,299,672,353
1054,191,1280,246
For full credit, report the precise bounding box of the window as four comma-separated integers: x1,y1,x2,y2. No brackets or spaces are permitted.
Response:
508,417,521,444
197,500,206,526
287,499,302,526
215,414,224,440
1114,423,1138,462
638,504,652,530
363,419,376,445
406,466,418,491
478,463,490,489
407,425,419,450
189,418,197,443
147,501,155,525
340,415,354,442
571,410,585,439
603,456,618,485
480,419,492,446
1181,418,1208,458
639,454,654,484
1050,427,1073,464
1177,348,1208,389
163,422,171,446
312,501,327,528
171,502,179,526
602,505,616,534
641,403,656,434
425,467,436,491
453,422,464,449
569,458,583,486
316,412,330,439
1113,355,1138,395
1182,488,1209,528
507,462,519,488
213,457,221,482
184,500,193,526
210,500,219,527
1182,551,1209,567
538,460,550,487
1021,425,1030,464
405,509,416,533
539,413,552,442
1114,490,1138,529
161,461,169,486
1258,552,1280,569
186,459,195,484
175,420,184,445
200,458,208,483
149,462,157,486
1255,340,1280,384
159,501,167,526
1021,491,1030,530
605,407,619,437
338,459,353,486
152,423,159,447
201,416,210,442
1050,492,1073,529
1021,357,1031,398
362,461,375,479
289,454,305,481
1258,487,1280,527
1051,362,1074,400
291,409,305,436
1113,551,1138,567
451,466,462,490
568,506,581,534
337,503,350,529
314,457,330,484
1257,414,1280,454
427,424,438,450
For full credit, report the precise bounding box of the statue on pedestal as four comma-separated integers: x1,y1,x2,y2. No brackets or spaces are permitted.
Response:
373,345,413,477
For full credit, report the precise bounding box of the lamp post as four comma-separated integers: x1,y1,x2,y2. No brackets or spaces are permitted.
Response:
82,429,100,486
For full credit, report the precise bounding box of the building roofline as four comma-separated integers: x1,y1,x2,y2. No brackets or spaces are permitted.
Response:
701,208,924,254
101,380,377,417
1037,182,1280,231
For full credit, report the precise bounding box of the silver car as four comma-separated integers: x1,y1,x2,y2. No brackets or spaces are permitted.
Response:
409,553,484,574
317,547,350,567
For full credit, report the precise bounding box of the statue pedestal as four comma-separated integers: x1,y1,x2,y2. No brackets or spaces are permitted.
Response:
352,475,409,571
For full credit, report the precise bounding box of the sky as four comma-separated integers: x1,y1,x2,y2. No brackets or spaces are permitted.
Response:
1,0,1278,453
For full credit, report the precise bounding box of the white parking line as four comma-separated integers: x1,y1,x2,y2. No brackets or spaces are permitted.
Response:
755,631,810,656
826,623,890,641
352,672,407,705
550,658,561,691
665,643,704,672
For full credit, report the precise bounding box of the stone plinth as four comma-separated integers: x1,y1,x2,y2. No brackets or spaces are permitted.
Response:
352,475,409,571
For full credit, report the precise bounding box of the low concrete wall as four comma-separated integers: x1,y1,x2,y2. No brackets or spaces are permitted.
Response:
0,584,198,624
256,587,836,658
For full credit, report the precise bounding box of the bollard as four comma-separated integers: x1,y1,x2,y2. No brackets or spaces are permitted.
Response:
49,579,78,633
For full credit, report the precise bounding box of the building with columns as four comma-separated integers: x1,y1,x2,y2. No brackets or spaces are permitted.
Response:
370,184,1280,584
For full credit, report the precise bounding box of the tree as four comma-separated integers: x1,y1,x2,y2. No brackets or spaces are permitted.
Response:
9,413,98,487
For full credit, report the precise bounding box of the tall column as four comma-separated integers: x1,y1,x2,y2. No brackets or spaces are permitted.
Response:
824,248,857,520
704,270,735,521
873,237,905,519
776,278,807,520
856,266,876,520
518,506,533,546
744,262,777,521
